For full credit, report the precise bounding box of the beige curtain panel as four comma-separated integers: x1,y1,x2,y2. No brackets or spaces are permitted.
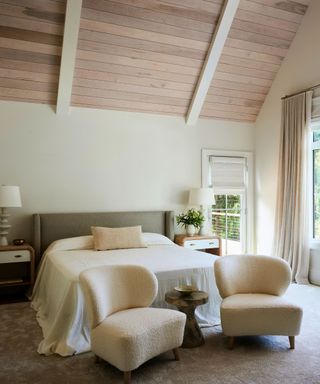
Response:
273,91,312,284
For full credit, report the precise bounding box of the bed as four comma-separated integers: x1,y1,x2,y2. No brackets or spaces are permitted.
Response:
31,211,221,356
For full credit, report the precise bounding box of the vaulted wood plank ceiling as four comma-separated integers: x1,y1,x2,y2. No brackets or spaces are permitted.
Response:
0,0,311,123
0,0,65,104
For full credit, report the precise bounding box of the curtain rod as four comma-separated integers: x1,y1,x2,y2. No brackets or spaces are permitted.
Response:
281,83,320,100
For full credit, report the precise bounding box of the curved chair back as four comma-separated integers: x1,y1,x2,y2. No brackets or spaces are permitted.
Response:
80,264,158,329
214,255,291,298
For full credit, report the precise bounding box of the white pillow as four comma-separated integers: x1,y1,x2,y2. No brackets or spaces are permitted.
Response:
46,235,94,252
91,226,147,251
142,232,174,246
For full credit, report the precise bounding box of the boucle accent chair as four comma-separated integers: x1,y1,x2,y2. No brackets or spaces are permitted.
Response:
79,264,186,384
214,255,303,350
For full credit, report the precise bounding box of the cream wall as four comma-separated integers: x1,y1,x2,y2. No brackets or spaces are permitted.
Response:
0,101,254,244
255,0,320,281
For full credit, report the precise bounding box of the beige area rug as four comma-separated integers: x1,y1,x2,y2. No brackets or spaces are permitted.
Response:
1,284,320,384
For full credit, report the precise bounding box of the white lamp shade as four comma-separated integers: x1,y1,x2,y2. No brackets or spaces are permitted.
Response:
0,186,22,207
189,188,215,206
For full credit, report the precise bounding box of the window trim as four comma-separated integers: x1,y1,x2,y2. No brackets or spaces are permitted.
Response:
201,149,254,253
309,126,320,249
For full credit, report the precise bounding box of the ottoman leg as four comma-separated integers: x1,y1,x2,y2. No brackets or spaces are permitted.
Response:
173,348,180,361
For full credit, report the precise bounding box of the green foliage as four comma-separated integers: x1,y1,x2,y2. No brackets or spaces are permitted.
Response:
176,208,204,229
212,194,241,241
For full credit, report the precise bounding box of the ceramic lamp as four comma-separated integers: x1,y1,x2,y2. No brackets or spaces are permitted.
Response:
188,188,215,236
0,185,22,246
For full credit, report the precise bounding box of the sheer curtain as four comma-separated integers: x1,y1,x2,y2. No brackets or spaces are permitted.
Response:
273,91,312,284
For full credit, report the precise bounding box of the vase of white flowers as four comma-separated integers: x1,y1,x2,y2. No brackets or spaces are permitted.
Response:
176,209,204,236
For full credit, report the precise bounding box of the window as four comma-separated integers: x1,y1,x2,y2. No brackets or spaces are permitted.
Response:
212,194,244,254
202,150,253,255
310,88,320,241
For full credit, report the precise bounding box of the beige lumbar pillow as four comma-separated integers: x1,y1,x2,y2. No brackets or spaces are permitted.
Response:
91,225,147,251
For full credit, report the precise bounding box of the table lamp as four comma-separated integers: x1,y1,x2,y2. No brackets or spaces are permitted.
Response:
189,188,215,236
0,185,22,246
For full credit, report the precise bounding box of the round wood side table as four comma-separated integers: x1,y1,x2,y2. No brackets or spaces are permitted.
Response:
165,290,208,348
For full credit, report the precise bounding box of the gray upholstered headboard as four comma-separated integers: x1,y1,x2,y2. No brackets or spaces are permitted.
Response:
33,211,174,263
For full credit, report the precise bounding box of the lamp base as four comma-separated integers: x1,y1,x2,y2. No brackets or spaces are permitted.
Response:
0,236,8,246
0,207,10,246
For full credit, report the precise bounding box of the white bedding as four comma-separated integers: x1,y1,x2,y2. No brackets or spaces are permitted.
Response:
31,234,221,356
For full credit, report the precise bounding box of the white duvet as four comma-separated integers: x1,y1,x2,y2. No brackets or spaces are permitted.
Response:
31,233,221,356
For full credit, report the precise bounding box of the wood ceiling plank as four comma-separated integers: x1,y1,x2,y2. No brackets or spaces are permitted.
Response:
0,86,56,101
0,14,64,35
203,101,260,114
228,28,291,49
210,78,269,94
0,95,55,104
82,0,215,34
200,108,256,122
0,77,57,92
77,50,200,76
250,0,309,14
0,37,62,56
56,0,82,115
72,86,189,107
222,46,282,64
0,26,62,46
74,69,195,92
186,0,240,125
0,67,59,82
75,59,197,84
160,0,223,14
0,47,60,65
207,86,266,101
0,58,59,74
73,77,192,100
72,94,187,115
214,71,273,87
79,30,206,60
0,2,65,25
232,18,295,41
236,9,299,32
78,40,202,68
226,37,287,57
80,19,209,51
87,0,218,24
239,0,304,23
0,0,66,14
204,93,263,107
217,62,276,80
219,53,280,72
81,7,213,42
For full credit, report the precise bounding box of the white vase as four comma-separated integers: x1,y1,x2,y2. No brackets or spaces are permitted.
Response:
186,224,196,236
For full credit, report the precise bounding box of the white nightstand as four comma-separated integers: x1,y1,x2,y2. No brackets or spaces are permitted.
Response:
0,244,35,302
174,235,222,256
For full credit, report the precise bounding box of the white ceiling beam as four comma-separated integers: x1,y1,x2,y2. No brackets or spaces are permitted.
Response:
186,0,240,125
56,0,82,115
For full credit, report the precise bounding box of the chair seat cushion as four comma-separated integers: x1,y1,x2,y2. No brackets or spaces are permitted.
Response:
91,307,186,372
221,293,303,336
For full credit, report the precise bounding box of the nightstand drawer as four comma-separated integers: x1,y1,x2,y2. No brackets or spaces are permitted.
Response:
184,239,219,250
0,250,31,264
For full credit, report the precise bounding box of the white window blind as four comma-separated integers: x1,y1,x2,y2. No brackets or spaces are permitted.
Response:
311,86,320,128
209,156,247,192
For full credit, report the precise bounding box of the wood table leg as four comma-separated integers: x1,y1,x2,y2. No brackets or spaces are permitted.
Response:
179,305,204,348
124,371,131,384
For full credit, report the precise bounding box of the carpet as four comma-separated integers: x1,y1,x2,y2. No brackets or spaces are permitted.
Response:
1,284,320,384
